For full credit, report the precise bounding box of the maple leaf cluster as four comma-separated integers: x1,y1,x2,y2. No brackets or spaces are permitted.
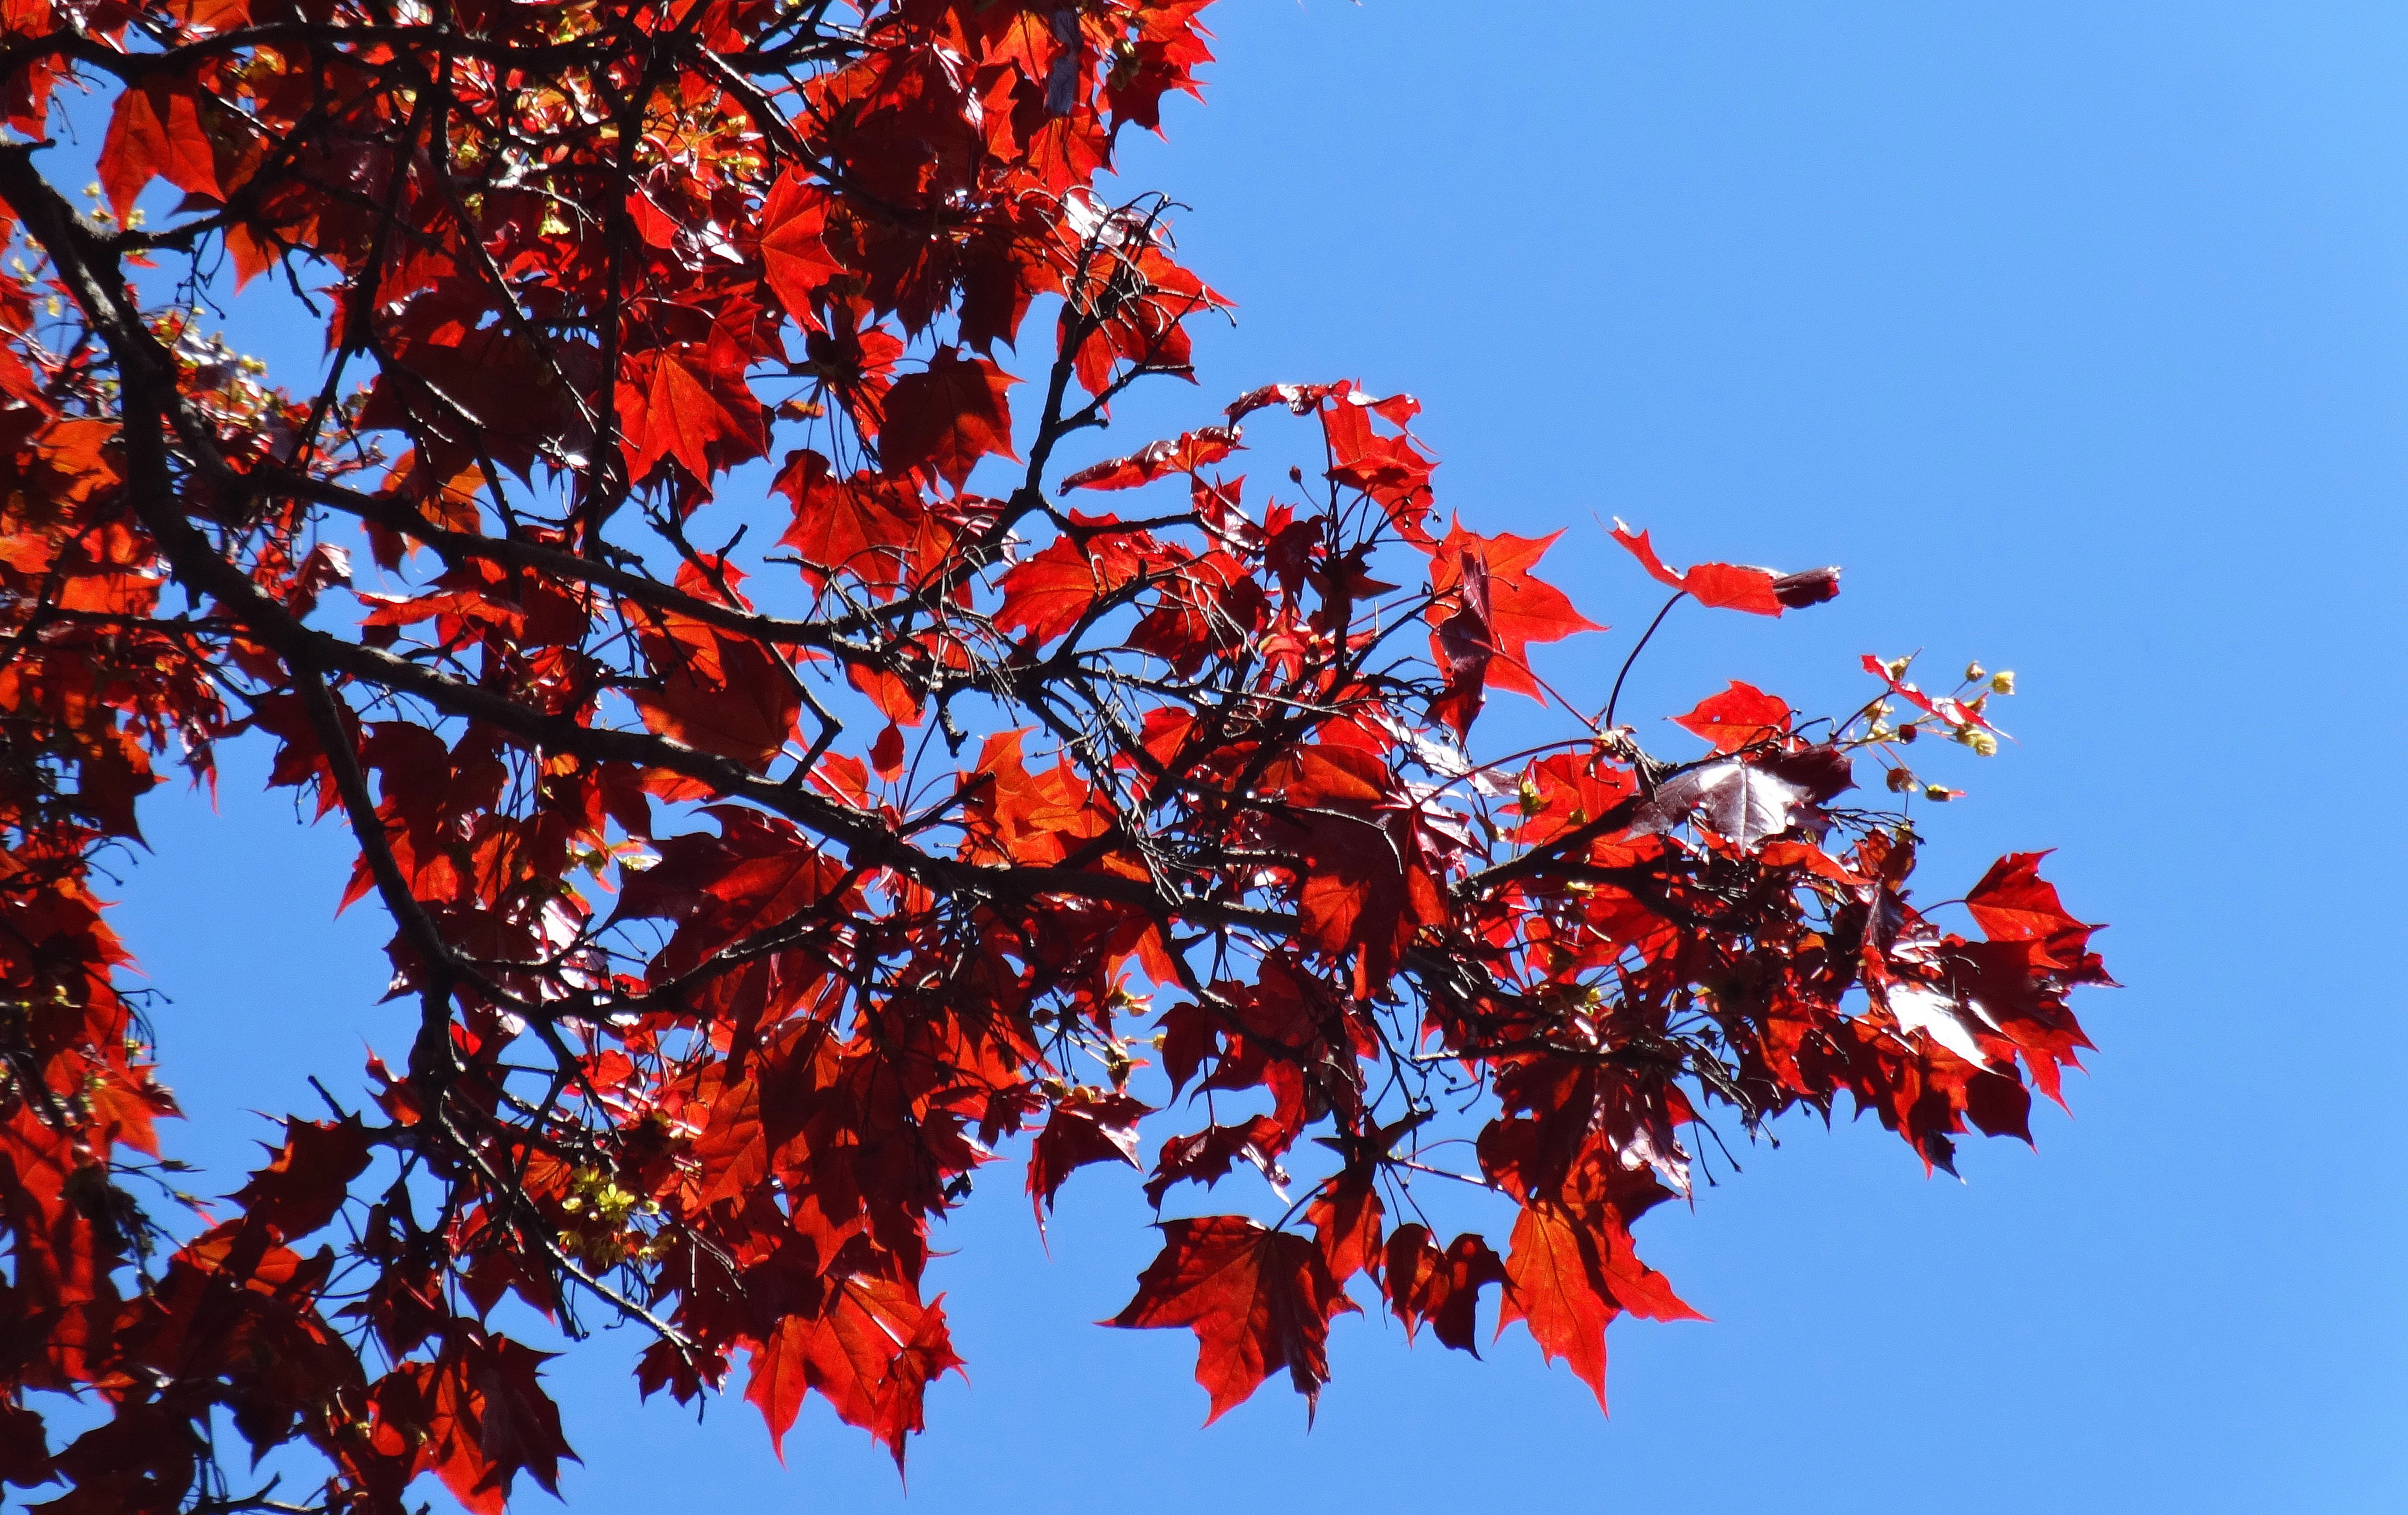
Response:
0,0,2108,1508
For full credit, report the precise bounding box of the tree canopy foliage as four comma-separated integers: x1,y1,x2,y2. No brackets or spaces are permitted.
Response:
0,0,2108,1508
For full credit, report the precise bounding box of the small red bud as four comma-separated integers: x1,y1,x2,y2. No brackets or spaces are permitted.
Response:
1770,566,1841,609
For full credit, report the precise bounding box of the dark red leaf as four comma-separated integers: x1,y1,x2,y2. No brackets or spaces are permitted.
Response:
1106,1217,1359,1423
1026,1087,1154,1220
1383,1224,1507,1355
230,1114,372,1242
880,346,1018,489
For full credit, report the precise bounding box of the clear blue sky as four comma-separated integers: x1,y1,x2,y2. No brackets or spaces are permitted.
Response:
112,2,2408,1510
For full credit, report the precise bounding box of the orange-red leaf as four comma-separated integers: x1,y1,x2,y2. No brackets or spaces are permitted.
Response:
994,537,1115,642
1673,680,1793,753
1060,426,1240,492
1425,521,1601,700
1609,520,1841,616
1107,1216,1358,1423
630,633,798,771
230,1114,371,1241
1305,1167,1384,1285
1498,1203,1617,1407
416,1336,576,1515
1966,851,2100,965
757,170,842,322
869,721,907,780
98,79,247,223
1499,1199,1700,1411
629,346,769,486
773,449,923,593
744,1275,962,1466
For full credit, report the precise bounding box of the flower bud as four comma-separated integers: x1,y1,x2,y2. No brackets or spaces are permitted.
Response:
1771,566,1842,609
1969,732,1998,758
1964,661,1985,683
1989,670,2015,694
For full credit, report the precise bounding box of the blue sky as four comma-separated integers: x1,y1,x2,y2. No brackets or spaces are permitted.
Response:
108,2,2408,1510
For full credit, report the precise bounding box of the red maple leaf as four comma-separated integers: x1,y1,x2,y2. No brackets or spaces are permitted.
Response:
1673,680,1794,752
880,346,1018,488
1027,1087,1154,1221
755,170,843,323
994,523,1159,642
1498,1201,1698,1409
868,721,907,780
1424,519,1603,701
1384,1223,1508,1355
98,78,254,222
629,631,800,772
743,1275,963,1467
415,1335,577,1515
229,1114,372,1242
773,449,924,594
1610,520,1842,616
1107,1217,1360,1423
1059,425,1241,492
1305,1167,1385,1285
623,341,771,486
1966,851,2102,967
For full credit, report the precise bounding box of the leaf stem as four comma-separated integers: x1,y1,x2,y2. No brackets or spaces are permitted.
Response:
1602,590,1686,732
